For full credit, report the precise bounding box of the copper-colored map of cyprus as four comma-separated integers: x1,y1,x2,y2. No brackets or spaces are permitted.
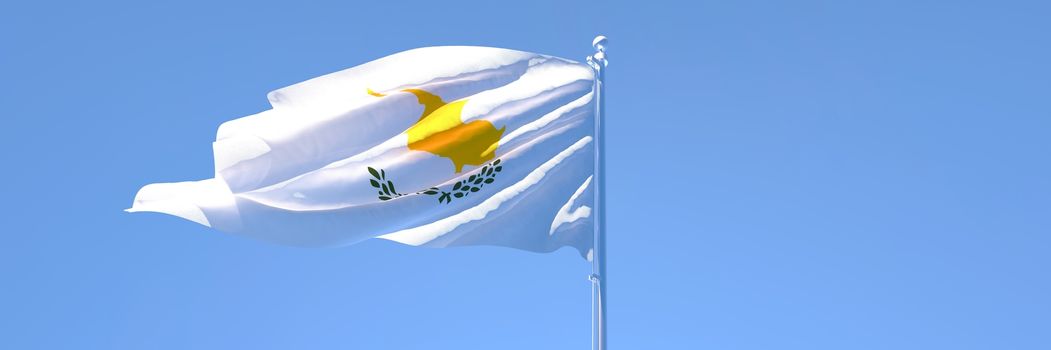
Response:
369,88,505,173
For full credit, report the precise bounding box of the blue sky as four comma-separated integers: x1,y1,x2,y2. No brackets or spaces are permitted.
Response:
2,0,1049,349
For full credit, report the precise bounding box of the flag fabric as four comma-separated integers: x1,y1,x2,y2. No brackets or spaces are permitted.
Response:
129,46,597,259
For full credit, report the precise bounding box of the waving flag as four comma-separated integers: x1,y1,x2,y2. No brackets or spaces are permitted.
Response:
129,46,597,259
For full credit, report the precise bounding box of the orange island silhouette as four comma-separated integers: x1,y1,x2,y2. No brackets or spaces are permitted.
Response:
368,88,505,173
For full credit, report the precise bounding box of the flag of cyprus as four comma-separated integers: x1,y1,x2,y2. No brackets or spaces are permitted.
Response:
129,46,597,259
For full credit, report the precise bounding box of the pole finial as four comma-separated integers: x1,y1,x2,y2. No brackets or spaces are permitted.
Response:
592,35,608,52
587,35,609,71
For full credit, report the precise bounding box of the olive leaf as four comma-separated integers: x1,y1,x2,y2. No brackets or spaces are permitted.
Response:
366,158,504,204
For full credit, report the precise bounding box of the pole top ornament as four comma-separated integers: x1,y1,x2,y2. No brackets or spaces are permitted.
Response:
587,35,608,71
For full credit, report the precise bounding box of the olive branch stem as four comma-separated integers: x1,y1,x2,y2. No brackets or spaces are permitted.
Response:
367,158,503,204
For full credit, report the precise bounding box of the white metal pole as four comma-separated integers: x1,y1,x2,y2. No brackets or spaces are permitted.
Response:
587,35,609,350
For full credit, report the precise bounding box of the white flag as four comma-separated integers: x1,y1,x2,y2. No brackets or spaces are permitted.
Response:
129,46,596,259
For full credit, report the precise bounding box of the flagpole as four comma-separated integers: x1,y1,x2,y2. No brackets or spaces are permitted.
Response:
587,35,609,350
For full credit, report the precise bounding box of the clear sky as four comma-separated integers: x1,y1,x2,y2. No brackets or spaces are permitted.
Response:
2,0,1049,349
